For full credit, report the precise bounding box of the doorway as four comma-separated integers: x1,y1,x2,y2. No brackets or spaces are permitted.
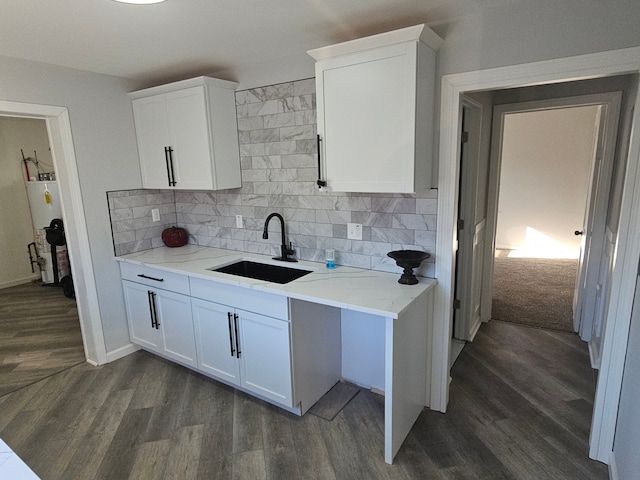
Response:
0,117,66,287
0,116,85,396
436,50,640,463
495,106,598,260
0,100,106,366
452,92,619,364
489,100,613,335
485,93,622,346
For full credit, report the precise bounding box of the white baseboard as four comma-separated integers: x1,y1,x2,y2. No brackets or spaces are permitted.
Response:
468,318,482,341
609,451,619,480
450,339,466,368
105,343,140,364
0,275,40,290
589,340,601,370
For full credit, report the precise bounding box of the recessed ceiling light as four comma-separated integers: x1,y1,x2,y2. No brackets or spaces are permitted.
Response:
113,0,167,4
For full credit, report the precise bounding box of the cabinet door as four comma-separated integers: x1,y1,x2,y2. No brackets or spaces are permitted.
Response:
317,43,417,193
155,289,197,367
238,310,293,407
122,280,161,352
132,95,173,189
166,86,214,190
192,298,240,385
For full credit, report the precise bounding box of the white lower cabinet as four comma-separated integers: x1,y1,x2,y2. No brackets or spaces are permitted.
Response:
122,280,162,352
122,279,197,367
120,262,197,367
239,310,292,405
192,298,293,407
120,262,341,414
190,299,240,384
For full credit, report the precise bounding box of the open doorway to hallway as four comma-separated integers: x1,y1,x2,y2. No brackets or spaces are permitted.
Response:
0,115,84,397
491,105,600,333
453,79,630,349
437,50,640,464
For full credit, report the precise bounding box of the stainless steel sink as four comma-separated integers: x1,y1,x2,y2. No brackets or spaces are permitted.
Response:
209,260,312,284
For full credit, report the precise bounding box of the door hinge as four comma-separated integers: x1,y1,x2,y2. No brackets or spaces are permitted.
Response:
461,131,469,143
453,299,461,309
457,219,465,231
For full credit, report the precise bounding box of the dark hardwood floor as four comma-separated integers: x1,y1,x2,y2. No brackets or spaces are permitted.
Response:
0,318,608,479
0,282,84,397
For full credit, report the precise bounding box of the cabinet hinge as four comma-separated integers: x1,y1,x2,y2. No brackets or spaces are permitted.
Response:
453,299,461,309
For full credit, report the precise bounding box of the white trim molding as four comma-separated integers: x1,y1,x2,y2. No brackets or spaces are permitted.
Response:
609,452,619,480
0,100,107,365
106,343,141,364
435,46,640,463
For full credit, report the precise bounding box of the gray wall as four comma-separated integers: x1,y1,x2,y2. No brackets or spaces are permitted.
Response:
0,54,143,353
613,272,640,477
433,0,640,78
495,106,598,255
493,74,639,236
607,75,639,234
0,117,52,287
223,1,640,91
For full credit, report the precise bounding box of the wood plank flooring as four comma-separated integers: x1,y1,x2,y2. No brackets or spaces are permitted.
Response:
0,282,85,397
0,320,608,479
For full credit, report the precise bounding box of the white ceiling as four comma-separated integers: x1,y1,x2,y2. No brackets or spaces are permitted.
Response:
0,0,518,87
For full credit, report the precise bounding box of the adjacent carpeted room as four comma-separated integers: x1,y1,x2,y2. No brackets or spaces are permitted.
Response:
491,249,578,332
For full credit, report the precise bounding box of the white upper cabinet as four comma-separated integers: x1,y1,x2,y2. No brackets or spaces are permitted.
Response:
129,76,242,190
308,24,442,193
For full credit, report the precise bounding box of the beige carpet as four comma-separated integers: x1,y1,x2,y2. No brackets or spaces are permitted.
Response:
492,252,578,332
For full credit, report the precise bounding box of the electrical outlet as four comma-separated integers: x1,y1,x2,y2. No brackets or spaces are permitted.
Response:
151,208,160,222
235,215,243,228
347,222,362,240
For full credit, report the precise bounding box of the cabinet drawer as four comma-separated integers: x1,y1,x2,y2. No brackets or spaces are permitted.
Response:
119,262,190,295
190,277,289,320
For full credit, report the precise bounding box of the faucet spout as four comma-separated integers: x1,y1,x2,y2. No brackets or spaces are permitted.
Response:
263,213,297,262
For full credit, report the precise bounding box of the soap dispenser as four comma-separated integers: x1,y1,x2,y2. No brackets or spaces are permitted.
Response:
326,249,336,269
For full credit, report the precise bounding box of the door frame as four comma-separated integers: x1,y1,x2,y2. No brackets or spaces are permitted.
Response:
434,46,640,464
0,100,106,365
486,93,621,342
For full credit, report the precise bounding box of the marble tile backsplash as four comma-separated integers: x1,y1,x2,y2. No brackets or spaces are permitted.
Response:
108,189,177,256
108,78,437,277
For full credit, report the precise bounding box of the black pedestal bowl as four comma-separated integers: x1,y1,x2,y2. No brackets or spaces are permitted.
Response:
387,250,430,285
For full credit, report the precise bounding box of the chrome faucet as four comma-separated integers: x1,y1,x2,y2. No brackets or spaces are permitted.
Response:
262,212,296,262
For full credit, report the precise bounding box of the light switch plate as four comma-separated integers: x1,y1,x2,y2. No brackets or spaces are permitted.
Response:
347,222,362,240
236,215,243,228
151,208,160,222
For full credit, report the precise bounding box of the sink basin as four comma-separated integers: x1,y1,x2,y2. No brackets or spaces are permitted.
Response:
210,260,312,284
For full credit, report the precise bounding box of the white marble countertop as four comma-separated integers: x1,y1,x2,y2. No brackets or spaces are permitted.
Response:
117,245,436,319
0,438,39,479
